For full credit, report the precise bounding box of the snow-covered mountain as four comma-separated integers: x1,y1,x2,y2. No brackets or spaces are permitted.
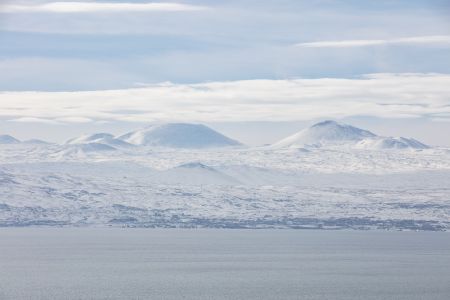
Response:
22,139,51,145
1,121,448,230
66,133,114,144
355,136,429,150
272,120,429,150
66,133,133,148
272,120,376,148
0,135,51,145
0,135,20,144
118,123,242,148
1,146,449,229
155,162,241,185
54,143,117,159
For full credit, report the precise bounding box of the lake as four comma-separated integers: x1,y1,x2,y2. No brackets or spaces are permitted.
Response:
0,229,449,299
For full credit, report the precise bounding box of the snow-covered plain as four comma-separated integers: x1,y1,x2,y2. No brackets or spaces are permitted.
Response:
1,122,449,230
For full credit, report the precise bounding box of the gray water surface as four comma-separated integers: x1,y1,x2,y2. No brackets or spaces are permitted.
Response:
0,229,449,299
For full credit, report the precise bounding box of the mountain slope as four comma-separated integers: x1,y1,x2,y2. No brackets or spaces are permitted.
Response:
118,123,242,148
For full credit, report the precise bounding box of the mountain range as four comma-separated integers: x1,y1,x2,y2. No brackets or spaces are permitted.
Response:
1,120,448,230
0,121,431,151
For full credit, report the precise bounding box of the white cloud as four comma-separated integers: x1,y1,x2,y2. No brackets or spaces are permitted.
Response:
55,117,93,123
9,117,61,124
0,73,449,123
0,2,208,13
296,35,450,48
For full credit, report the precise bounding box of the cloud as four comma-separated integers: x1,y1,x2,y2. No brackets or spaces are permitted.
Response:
9,117,60,124
0,2,208,14
0,73,449,123
55,117,93,123
295,35,450,48
8,116,92,124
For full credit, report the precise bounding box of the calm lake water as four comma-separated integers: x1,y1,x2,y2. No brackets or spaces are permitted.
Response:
0,229,449,300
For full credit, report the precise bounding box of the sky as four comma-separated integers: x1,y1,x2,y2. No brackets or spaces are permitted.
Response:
0,0,450,146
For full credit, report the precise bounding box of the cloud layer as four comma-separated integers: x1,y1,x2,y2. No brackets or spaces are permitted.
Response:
296,35,450,48
0,2,208,13
1,73,449,124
